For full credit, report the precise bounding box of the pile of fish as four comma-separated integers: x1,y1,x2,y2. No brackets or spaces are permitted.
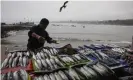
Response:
33,62,117,80
1,44,133,80
1,69,29,80
32,47,90,71
1,51,30,69
77,45,128,67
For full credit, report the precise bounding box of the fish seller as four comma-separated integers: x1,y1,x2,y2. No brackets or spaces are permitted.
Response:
27,18,57,51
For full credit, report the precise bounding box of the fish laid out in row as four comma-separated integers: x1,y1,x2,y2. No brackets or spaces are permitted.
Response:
33,57,64,71
33,53,90,71
33,62,115,80
33,48,59,60
60,54,90,65
1,69,29,80
1,51,30,69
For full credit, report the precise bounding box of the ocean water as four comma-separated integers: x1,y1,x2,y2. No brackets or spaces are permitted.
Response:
2,23,133,48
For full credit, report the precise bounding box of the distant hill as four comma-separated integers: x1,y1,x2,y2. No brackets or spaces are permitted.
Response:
52,19,133,26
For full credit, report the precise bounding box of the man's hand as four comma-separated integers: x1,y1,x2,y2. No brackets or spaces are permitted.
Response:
51,40,59,44
38,37,45,43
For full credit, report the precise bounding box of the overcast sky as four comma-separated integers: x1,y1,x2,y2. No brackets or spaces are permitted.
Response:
1,1,133,23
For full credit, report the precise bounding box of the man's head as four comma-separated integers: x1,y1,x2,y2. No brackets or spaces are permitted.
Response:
39,18,49,29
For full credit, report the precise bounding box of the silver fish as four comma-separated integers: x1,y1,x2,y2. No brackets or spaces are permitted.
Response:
69,69,80,80
52,48,58,55
1,58,9,69
40,59,48,69
80,67,92,79
54,72,63,80
34,60,40,70
50,58,57,69
26,51,30,57
36,59,43,70
11,52,16,58
92,65,105,75
12,57,19,67
43,74,51,80
7,71,14,80
38,76,44,80
74,54,81,60
83,66,98,77
23,56,27,67
45,59,53,70
1,73,8,80
18,56,23,66
33,53,37,60
54,58,64,67
49,73,56,80
13,71,19,80
37,52,42,59
19,69,28,80
8,57,13,68
40,52,45,59
7,52,12,58
58,71,69,80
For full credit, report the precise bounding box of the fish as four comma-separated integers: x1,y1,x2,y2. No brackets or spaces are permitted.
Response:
54,72,63,80
80,67,92,79
18,56,23,66
83,66,98,77
7,52,12,58
40,52,45,59
11,52,16,58
33,53,37,60
74,54,81,60
1,73,8,80
50,58,57,69
26,51,30,57
19,69,28,80
12,57,19,67
49,73,56,80
43,74,51,80
49,49,54,55
92,65,105,75
37,52,42,59
7,71,14,80
38,76,44,80
36,59,43,70
8,57,13,68
45,59,54,70
40,59,48,69
69,69,80,80
54,58,64,67
23,56,27,67
1,58,9,69
13,71,19,80
53,48,58,55
58,71,69,80
34,60,41,70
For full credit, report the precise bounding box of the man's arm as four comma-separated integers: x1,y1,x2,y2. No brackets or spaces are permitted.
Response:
45,31,57,44
28,27,45,43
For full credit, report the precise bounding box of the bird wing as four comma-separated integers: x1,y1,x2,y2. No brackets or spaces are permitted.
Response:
60,6,63,12
64,1,68,6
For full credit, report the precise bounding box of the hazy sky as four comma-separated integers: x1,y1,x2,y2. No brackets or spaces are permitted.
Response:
1,1,133,23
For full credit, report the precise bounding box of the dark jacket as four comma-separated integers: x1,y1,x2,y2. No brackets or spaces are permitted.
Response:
27,25,52,50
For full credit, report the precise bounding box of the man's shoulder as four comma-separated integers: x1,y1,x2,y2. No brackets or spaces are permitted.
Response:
30,25,38,30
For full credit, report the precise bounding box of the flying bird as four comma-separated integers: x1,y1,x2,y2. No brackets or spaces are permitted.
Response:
60,1,69,12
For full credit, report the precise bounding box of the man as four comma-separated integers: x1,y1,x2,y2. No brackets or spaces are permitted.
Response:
27,18,57,51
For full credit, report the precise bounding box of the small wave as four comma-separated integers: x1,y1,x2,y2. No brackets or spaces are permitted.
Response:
7,31,17,36
110,41,132,44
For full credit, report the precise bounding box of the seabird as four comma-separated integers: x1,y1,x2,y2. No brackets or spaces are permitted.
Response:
60,1,69,12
